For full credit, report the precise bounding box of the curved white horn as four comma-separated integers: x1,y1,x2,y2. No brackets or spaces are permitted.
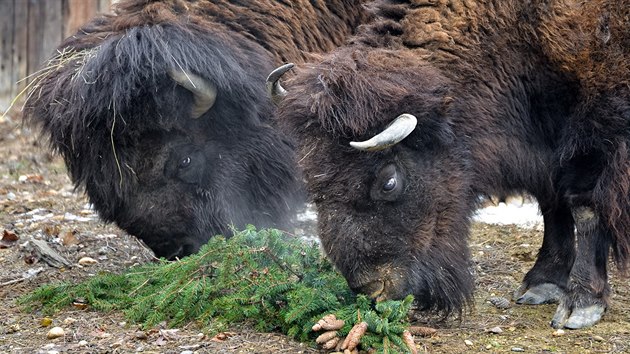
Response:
266,63,294,104
350,114,418,151
169,70,217,118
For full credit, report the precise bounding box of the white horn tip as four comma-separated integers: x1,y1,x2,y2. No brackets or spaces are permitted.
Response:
349,114,418,151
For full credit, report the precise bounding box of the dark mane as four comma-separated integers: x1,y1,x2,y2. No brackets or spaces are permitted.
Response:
26,23,273,220
283,49,452,139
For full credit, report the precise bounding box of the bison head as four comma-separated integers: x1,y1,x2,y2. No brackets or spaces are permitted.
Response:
272,49,475,314
25,22,304,259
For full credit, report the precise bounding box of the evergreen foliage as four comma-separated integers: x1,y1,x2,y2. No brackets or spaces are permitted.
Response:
20,227,415,352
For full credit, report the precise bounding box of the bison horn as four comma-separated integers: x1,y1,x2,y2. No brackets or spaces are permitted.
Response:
266,63,294,104
169,70,217,118
349,114,418,151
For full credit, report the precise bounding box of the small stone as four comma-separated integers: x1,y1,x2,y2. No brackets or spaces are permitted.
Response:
552,329,565,337
464,339,474,346
180,351,194,354
47,327,65,339
8,324,20,333
63,317,77,325
78,340,88,346
592,335,605,342
488,296,512,309
485,344,493,349
511,347,525,352
489,326,503,334
135,331,148,340
78,257,98,265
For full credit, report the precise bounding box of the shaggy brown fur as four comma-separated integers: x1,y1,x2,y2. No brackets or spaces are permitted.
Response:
276,0,630,328
78,0,369,64
23,0,369,259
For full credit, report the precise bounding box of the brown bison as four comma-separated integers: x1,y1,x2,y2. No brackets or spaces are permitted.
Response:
270,0,630,329
23,0,369,259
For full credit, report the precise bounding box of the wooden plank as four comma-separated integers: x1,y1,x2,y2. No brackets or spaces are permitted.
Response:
64,0,99,38
0,0,16,111
27,0,64,79
99,0,113,12
13,0,29,99
1,0,113,110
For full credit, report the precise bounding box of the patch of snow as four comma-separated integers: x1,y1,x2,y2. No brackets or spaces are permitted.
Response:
473,201,543,229
63,212,95,222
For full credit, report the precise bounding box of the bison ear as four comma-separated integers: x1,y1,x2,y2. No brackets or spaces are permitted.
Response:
401,94,455,151
168,70,217,118
402,116,454,151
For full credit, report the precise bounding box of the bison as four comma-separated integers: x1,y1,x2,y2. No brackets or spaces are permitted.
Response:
23,0,369,259
270,0,630,329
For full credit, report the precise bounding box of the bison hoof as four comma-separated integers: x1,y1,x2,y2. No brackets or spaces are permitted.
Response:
514,283,563,305
551,302,606,329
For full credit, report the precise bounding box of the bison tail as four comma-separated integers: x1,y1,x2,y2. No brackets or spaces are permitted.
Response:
594,141,630,274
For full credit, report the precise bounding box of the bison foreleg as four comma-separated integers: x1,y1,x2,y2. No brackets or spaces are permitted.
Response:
515,203,574,305
550,206,610,329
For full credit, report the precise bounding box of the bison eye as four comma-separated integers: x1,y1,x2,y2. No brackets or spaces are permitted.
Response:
179,156,191,168
383,177,397,192
370,164,403,202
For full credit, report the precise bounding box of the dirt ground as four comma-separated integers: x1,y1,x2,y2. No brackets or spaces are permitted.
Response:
1,108,629,353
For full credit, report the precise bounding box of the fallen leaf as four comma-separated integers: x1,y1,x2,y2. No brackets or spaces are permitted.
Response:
0,230,19,248
24,253,38,264
43,225,61,237
210,332,236,342
61,231,79,246
2,229,19,241
19,174,45,183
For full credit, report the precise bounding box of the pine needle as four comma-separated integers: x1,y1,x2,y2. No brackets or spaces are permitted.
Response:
19,227,416,352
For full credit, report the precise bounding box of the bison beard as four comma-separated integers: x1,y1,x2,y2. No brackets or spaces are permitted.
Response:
23,0,369,259
273,0,630,329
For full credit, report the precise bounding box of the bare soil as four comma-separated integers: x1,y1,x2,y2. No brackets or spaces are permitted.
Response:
1,110,629,353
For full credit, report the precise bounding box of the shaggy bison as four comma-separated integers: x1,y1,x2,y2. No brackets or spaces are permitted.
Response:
271,0,630,329
23,0,368,259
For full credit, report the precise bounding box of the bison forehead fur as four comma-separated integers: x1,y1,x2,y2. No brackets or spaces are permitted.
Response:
276,0,630,325
23,0,369,259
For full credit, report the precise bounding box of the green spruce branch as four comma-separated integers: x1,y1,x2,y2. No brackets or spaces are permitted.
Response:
20,227,415,353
